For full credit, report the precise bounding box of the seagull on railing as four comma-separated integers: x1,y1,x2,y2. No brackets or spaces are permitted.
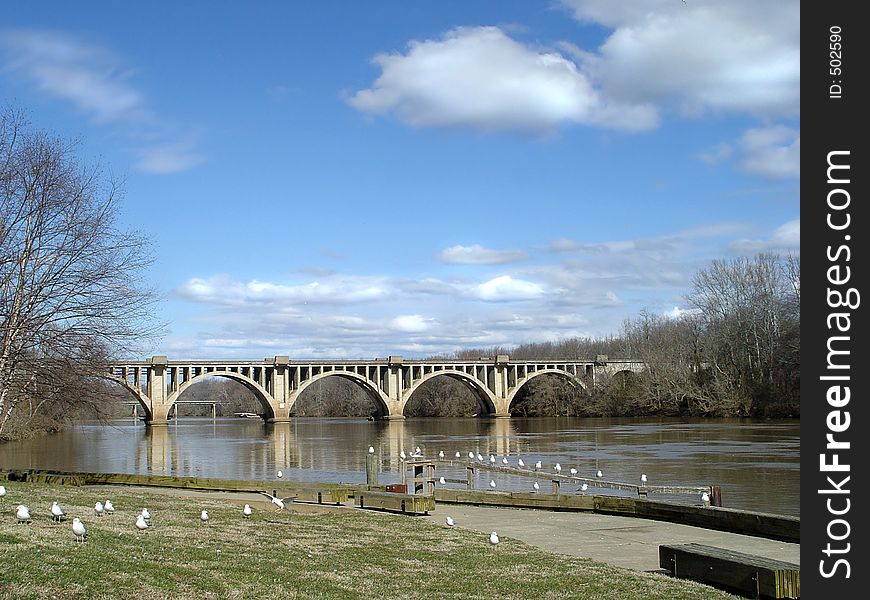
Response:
399,451,406,460
518,458,525,468
580,483,588,492
50,501,65,523
477,453,484,462
468,451,475,460
260,491,297,511
554,463,562,474
368,446,375,454
501,456,508,465
489,455,496,465
533,482,540,492
569,468,577,477
489,480,497,489
277,470,284,479
640,474,648,484
534,461,542,471
439,476,446,485
596,470,603,478
701,491,710,505
455,451,461,459
439,451,445,459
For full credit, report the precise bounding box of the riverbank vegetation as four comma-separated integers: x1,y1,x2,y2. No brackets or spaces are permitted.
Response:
0,481,738,600
0,110,158,441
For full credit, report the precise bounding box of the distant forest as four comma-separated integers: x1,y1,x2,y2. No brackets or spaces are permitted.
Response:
100,252,799,420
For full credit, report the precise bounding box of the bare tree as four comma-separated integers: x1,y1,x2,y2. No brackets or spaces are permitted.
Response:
0,109,159,438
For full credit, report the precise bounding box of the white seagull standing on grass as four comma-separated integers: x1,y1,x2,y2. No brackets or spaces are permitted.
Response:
94,502,105,517
72,517,87,543
51,501,65,523
0,485,6,497
141,508,152,521
16,505,31,524
243,504,253,518
136,514,148,532
489,531,500,549
277,470,284,479
445,516,455,526
260,491,297,511
104,500,115,515
200,510,209,525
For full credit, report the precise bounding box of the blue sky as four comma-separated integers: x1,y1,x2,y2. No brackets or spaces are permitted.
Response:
1,1,800,359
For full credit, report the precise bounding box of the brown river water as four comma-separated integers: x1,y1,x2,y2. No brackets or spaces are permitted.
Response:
0,416,799,517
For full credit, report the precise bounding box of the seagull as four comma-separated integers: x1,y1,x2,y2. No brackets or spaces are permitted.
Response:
581,483,588,492
445,516,455,527
0,485,6,497
596,470,603,478
260,491,297,511
533,482,540,492
640,474,648,484
50,501,65,523
94,501,105,517
701,491,710,504
72,517,87,543
569,468,577,477
477,453,484,462
501,457,508,465
489,531,500,549
489,480,497,489
200,510,209,525
141,508,152,521
16,505,31,524
489,455,496,464
243,504,252,518
534,461,542,471
277,470,284,478
439,476,446,485
438,451,445,459
554,463,562,474
368,446,375,454
517,458,525,468
455,451,461,459
104,500,115,515
136,514,149,533
468,452,475,460
415,446,422,455
399,450,406,460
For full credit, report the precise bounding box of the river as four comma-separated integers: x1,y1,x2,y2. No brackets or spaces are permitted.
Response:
0,416,799,517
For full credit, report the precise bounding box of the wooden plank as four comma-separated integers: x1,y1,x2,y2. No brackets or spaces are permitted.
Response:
354,491,435,515
660,543,799,599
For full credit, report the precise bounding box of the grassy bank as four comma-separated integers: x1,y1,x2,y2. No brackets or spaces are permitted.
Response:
0,482,737,599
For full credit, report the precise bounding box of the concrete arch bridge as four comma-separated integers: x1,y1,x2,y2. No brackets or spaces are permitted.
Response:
105,355,645,426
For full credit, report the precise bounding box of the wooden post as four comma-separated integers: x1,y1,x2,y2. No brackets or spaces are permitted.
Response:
414,464,423,494
366,453,379,486
466,465,475,489
552,479,561,495
711,485,722,507
427,464,435,496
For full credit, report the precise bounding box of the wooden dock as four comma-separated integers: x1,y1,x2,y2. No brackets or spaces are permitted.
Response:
660,543,799,598
354,490,435,515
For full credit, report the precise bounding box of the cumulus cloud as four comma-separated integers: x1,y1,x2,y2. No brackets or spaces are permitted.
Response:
560,0,799,118
176,274,392,306
473,275,544,301
438,244,527,265
348,26,657,133
389,315,431,333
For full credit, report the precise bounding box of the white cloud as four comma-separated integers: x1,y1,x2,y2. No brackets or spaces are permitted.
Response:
438,244,527,265
136,141,206,174
739,126,800,179
176,274,391,306
389,315,431,333
1,29,147,123
699,142,733,166
473,275,544,301
560,0,799,118
730,218,800,254
349,26,657,133
1,28,204,174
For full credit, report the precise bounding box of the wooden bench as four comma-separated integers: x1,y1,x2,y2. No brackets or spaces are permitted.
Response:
659,543,799,599
354,491,435,515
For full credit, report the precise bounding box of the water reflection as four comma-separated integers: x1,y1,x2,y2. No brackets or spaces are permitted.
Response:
0,416,799,516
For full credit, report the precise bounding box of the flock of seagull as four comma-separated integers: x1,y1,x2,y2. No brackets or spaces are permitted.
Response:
0,483,298,544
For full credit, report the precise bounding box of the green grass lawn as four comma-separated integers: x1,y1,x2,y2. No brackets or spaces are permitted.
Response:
0,481,738,599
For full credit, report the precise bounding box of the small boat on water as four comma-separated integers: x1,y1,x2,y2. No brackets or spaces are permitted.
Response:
234,412,260,419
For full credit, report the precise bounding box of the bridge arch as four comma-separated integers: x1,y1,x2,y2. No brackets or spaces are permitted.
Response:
401,371,497,417
166,372,278,420
289,371,391,418
506,369,587,412
99,374,153,420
